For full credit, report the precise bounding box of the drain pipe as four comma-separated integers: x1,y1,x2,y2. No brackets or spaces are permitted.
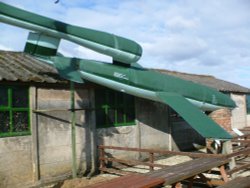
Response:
87,89,97,178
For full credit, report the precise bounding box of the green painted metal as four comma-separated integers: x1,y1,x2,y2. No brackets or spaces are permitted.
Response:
0,2,142,64
0,2,236,139
24,32,60,56
156,92,232,139
70,82,77,178
52,57,83,83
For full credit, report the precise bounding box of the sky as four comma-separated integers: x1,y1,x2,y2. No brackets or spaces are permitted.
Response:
1,0,250,88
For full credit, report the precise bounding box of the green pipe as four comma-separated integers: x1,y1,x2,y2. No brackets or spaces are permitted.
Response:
0,2,142,64
70,81,77,178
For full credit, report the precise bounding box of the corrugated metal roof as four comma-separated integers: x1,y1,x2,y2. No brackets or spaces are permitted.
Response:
0,50,65,83
157,69,250,93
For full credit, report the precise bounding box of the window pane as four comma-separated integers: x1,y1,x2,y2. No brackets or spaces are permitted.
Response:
96,109,106,127
12,88,29,108
125,107,135,123
247,95,250,114
117,109,124,124
0,111,10,133
0,88,8,107
13,111,29,132
95,90,106,108
124,94,134,106
107,91,115,107
107,108,115,125
116,92,124,106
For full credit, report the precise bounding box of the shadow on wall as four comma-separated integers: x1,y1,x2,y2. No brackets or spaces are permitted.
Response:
136,98,205,151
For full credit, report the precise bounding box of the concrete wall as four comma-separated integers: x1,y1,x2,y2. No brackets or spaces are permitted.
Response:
231,93,247,129
96,98,171,160
247,115,250,127
0,136,33,188
0,86,208,187
136,98,170,151
35,87,93,180
171,120,205,151
0,86,94,188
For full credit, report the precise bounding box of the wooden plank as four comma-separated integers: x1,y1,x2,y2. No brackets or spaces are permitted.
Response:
99,157,169,169
99,145,223,158
147,158,229,185
83,174,164,188
227,163,250,175
217,176,250,188
99,167,134,175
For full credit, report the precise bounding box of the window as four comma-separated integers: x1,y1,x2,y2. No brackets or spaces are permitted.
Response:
0,86,30,137
95,89,135,128
247,95,250,114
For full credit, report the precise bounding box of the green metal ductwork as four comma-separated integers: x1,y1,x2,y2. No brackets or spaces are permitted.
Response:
0,2,235,139
0,2,142,64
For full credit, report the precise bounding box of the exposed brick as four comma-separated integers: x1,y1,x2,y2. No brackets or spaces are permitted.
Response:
209,109,232,132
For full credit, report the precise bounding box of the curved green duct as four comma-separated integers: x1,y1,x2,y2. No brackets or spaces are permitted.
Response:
0,2,142,64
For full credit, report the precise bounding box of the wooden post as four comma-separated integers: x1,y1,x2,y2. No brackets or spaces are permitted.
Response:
70,82,77,178
99,147,105,174
149,152,154,171
219,165,229,182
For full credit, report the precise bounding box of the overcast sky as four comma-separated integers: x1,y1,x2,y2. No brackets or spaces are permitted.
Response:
1,0,250,88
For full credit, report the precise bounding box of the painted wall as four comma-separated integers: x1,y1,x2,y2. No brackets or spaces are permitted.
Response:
231,94,247,130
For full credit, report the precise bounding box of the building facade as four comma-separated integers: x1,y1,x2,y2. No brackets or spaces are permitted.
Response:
0,51,249,187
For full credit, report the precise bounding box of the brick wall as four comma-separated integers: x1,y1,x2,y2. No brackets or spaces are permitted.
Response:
209,108,232,132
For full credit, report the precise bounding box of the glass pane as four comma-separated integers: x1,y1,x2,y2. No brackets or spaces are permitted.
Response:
247,95,250,114
117,109,124,124
96,109,106,127
116,92,124,107
13,111,29,132
125,107,135,123
107,108,115,125
12,87,29,108
95,90,106,108
0,111,10,133
0,88,8,107
124,94,134,106
107,91,115,107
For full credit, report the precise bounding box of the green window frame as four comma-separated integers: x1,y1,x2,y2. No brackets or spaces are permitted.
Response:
95,89,135,128
247,94,250,114
0,86,30,137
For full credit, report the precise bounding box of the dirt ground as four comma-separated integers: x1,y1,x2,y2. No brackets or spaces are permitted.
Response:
55,175,117,188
